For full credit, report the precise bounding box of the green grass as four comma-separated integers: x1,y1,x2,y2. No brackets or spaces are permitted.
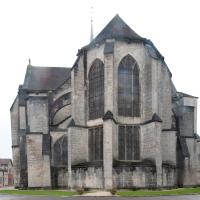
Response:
117,187,200,197
0,189,77,197
1,187,200,197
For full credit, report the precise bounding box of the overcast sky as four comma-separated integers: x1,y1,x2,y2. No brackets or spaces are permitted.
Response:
0,0,200,158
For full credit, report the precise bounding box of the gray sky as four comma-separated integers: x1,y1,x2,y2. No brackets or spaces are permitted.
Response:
0,0,200,158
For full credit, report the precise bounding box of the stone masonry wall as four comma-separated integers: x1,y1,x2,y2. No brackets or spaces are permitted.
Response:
179,106,195,137
57,168,68,187
72,57,86,125
140,123,158,160
27,97,48,134
42,155,51,187
52,105,71,125
159,65,172,129
71,167,104,189
53,167,104,189
112,122,118,160
10,97,19,146
26,133,51,188
162,166,176,187
113,166,156,188
12,147,20,187
183,138,198,186
142,56,152,122
161,131,177,164
26,95,51,187
19,106,26,130
71,127,88,165
10,97,20,187
57,117,72,129
196,142,200,185
183,97,197,133
140,122,163,187
26,134,43,187
52,78,71,102
103,119,114,189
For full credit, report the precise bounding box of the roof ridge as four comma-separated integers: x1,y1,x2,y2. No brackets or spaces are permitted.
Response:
87,14,144,49
29,65,70,69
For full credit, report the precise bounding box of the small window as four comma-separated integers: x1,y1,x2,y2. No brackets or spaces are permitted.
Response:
88,126,103,161
118,125,140,160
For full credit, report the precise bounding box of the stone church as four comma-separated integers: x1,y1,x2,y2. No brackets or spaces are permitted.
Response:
10,15,199,189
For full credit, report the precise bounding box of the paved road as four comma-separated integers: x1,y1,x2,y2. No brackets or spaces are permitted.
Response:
1,195,200,200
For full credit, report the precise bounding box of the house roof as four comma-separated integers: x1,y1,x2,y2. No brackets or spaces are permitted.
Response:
22,65,71,91
0,159,12,166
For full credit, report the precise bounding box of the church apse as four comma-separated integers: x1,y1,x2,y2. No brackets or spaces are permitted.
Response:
10,14,199,189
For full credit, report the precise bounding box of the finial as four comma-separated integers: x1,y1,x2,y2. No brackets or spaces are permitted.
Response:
90,16,94,42
28,58,31,66
90,3,94,42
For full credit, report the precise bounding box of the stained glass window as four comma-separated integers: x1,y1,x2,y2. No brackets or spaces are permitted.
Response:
118,125,140,160
89,59,104,120
88,126,103,161
118,55,140,117
53,135,68,166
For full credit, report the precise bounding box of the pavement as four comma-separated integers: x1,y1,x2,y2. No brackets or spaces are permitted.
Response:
1,195,200,200
82,191,113,196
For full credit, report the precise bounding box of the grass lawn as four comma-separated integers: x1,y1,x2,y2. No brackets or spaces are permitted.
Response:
1,187,200,197
0,189,77,197
117,187,200,197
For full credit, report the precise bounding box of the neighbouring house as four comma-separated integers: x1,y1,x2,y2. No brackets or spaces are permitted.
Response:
0,159,13,187
10,15,199,189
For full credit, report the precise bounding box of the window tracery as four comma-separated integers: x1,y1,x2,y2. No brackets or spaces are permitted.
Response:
88,59,104,120
118,55,140,117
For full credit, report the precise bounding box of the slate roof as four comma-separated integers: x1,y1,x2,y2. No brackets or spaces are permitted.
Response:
91,14,143,43
77,15,166,64
22,65,71,91
177,92,198,99
80,14,145,52
0,159,12,165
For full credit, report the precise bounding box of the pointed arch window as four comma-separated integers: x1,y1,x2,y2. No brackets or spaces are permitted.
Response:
118,55,140,117
53,135,68,167
88,59,104,120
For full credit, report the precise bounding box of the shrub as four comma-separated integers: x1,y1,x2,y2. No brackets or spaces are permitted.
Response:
110,188,117,195
76,188,84,195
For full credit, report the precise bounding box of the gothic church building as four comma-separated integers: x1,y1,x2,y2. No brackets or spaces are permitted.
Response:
10,15,199,189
